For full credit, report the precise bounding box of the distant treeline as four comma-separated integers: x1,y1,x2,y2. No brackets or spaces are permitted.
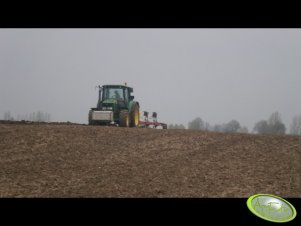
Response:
3,111,51,122
168,111,301,136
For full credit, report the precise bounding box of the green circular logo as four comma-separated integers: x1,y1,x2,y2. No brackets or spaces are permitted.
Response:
247,194,297,223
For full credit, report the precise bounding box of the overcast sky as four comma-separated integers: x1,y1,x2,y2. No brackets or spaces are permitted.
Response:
1,29,301,131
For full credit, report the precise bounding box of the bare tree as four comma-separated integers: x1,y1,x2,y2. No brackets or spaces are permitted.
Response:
224,120,241,133
177,124,185,129
29,113,33,121
4,112,9,120
46,113,51,122
168,124,185,129
253,112,286,135
213,124,224,132
253,120,269,134
268,112,286,135
204,122,210,131
290,115,301,135
3,111,14,120
168,124,174,129
268,112,282,126
188,117,204,130
36,111,41,122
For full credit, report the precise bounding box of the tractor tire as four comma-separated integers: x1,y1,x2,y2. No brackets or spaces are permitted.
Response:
88,110,94,125
119,109,129,127
130,104,140,127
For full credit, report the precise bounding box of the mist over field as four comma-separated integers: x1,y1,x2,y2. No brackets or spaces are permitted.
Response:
1,29,301,132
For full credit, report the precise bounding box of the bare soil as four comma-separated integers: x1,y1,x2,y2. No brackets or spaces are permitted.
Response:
0,121,300,197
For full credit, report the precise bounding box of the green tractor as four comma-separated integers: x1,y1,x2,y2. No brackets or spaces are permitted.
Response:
88,84,140,127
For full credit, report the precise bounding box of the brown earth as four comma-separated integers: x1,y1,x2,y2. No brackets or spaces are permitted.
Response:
0,122,300,197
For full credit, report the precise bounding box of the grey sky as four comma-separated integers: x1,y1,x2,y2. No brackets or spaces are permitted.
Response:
1,29,301,131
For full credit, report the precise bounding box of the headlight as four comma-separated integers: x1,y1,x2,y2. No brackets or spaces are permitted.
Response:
102,107,113,110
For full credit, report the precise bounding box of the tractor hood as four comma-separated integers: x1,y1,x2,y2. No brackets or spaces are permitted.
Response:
101,98,117,111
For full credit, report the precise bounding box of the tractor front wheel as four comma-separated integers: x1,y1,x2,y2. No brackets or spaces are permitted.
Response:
88,110,94,125
119,109,129,127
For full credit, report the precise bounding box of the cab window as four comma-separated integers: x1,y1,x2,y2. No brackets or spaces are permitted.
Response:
124,88,129,102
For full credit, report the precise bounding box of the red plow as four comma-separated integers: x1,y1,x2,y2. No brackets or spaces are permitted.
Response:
139,111,167,129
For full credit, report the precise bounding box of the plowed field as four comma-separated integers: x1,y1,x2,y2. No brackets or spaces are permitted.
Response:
0,122,300,197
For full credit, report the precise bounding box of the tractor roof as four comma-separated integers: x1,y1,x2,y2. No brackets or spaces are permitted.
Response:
103,84,133,92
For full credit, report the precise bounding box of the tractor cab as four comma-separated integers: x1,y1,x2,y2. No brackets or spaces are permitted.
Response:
97,85,134,110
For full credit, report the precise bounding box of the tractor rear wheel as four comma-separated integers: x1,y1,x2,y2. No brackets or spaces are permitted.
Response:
130,104,140,127
119,109,129,127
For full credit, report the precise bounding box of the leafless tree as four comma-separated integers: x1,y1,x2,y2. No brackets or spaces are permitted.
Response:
188,117,204,130
290,115,301,135
253,112,286,135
